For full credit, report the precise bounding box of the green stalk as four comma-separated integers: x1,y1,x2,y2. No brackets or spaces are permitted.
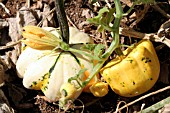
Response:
55,0,69,43
138,96,170,113
82,0,123,87
68,48,101,61
102,0,123,58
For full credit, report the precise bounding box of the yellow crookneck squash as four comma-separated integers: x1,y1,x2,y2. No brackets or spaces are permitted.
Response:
100,39,160,97
16,26,99,105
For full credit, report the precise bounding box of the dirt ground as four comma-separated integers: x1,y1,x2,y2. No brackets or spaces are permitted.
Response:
0,0,170,113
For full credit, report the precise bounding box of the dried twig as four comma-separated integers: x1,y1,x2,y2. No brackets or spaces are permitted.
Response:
105,0,112,9
115,101,128,113
151,4,170,19
102,30,108,50
0,40,21,50
0,2,10,15
114,86,170,113
37,7,56,27
120,27,170,47
120,0,133,7
130,5,150,28
26,0,30,8
66,15,78,29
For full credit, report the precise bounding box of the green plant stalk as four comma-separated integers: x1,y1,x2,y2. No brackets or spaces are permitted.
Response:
57,0,123,87
55,0,69,43
68,48,101,61
58,39,103,61
138,96,170,113
82,0,123,87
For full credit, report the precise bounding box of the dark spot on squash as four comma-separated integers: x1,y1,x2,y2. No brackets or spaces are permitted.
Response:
32,81,37,85
44,86,48,91
42,75,46,80
127,59,133,63
108,78,111,83
120,82,125,87
142,57,151,63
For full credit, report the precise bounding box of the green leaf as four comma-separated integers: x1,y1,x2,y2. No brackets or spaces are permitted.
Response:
80,44,105,58
87,7,115,32
94,44,105,58
68,68,87,83
68,68,87,87
80,44,97,51
79,44,105,61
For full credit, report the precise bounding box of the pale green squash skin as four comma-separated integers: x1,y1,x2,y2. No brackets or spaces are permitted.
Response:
100,40,160,97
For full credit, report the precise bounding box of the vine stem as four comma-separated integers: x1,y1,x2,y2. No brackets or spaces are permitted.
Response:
82,0,123,87
68,48,101,61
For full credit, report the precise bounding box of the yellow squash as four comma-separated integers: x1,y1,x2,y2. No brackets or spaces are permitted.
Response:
100,40,160,97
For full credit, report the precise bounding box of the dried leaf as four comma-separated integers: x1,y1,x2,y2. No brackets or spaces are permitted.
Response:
120,0,133,7
41,4,56,27
0,89,9,105
7,83,27,105
82,9,92,19
0,103,14,113
158,19,170,38
5,6,38,64
0,65,5,86
17,6,37,28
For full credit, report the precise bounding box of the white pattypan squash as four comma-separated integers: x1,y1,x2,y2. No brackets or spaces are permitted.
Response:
16,47,51,78
16,26,94,105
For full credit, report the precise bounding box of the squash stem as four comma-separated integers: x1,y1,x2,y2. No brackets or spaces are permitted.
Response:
55,0,69,43
102,0,123,58
67,47,102,61
82,0,123,87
